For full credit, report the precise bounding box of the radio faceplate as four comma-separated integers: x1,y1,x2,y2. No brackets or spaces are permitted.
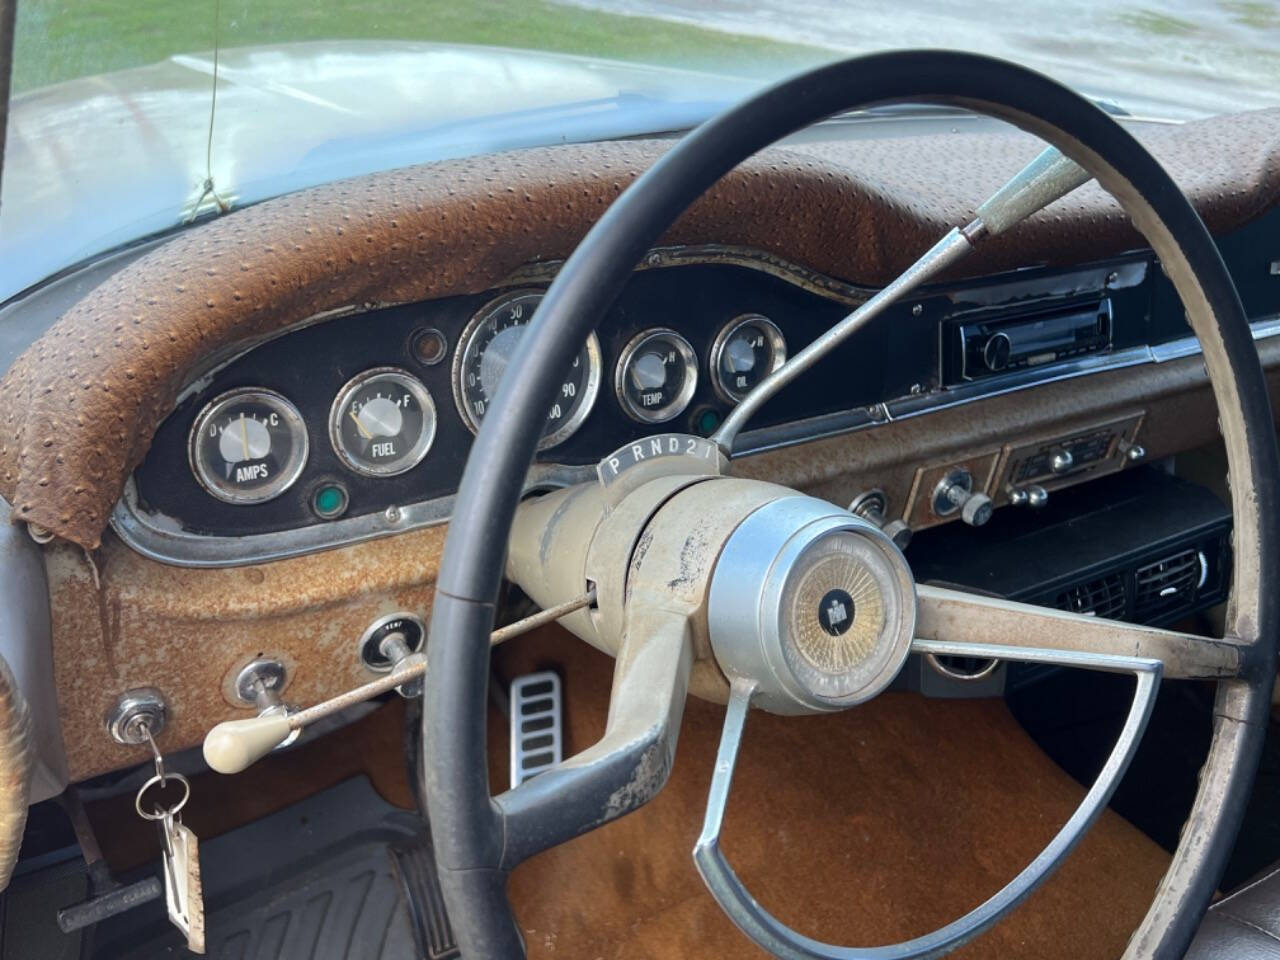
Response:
994,412,1145,505
943,298,1114,384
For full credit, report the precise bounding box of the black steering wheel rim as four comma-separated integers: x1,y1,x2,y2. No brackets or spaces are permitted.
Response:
425,49,1280,958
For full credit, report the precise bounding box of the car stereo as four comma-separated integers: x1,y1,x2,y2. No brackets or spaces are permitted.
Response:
943,298,1113,383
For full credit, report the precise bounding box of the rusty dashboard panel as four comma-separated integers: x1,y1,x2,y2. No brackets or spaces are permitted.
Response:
56,338,1280,781
5,108,1280,782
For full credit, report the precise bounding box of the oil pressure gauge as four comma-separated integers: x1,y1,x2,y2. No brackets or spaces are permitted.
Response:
330,368,437,477
710,314,787,404
615,328,698,424
189,388,309,504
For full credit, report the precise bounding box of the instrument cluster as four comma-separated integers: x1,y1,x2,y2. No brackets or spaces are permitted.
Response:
121,251,1181,558
132,260,872,546
180,289,790,510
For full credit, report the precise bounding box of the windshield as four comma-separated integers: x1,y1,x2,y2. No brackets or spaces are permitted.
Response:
3,0,1279,301
14,0,1280,111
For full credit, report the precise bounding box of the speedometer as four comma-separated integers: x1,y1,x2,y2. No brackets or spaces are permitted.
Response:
453,290,602,450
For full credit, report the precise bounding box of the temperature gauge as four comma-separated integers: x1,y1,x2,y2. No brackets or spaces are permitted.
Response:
615,328,698,424
330,368,437,477
709,314,787,404
189,388,309,504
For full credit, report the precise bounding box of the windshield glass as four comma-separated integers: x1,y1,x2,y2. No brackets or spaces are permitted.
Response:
14,0,1280,111
4,0,1279,300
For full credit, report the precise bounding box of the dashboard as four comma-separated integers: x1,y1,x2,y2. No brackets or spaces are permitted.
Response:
115,209,1280,568
6,108,1280,785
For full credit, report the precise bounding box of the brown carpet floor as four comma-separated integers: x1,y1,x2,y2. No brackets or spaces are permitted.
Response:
493,628,1172,960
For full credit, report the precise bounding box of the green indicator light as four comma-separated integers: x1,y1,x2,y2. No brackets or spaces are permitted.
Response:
313,484,348,519
696,409,721,436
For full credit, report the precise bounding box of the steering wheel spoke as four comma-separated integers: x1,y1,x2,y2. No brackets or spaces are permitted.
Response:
915,583,1245,680
494,604,693,867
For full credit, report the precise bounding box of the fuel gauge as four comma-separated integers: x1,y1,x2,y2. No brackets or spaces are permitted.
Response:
709,314,787,404
189,388,309,504
330,367,437,477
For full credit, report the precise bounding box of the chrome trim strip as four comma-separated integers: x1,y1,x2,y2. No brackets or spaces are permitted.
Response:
110,313,1280,568
502,244,877,308
109,464,595,568
1150,314,1280,362
735,314,1280,457
180,247,873,412
733,343,1155,456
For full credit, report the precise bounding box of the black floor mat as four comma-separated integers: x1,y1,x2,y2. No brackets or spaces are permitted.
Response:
9,776,453,960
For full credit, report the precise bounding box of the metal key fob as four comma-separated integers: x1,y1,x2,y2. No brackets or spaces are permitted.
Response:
159,811,206,954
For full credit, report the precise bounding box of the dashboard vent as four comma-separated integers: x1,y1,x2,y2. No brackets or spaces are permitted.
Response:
1134,549,1203,615
1055,573,1126,619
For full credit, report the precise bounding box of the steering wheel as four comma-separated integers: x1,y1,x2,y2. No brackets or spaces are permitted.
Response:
424,50,1279,959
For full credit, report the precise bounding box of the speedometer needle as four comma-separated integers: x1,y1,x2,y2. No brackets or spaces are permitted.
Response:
350,409,373,440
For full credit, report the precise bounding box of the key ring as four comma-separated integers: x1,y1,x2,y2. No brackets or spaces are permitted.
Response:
135,771,190,821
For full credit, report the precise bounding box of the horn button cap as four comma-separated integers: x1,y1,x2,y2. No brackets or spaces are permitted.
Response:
707,495,917,714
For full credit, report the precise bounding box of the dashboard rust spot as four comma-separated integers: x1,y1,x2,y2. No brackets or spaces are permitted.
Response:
46,523,448,781
1,110,1279,548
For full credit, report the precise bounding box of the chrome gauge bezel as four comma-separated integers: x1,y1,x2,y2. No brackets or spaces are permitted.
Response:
452,290,603,451
329,367,438,478
615,327,699,424
188,387,309,505
709,314,788,404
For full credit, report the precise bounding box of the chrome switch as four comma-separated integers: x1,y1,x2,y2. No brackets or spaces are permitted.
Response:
849,489,913,549
932,469,993,527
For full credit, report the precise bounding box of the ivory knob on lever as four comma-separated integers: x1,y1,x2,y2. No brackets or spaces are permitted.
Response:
202,713,292,774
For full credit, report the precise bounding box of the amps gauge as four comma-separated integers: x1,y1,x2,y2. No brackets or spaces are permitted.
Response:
189,388,308,504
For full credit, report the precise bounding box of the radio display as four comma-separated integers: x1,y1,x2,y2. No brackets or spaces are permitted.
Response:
948,298,1113,383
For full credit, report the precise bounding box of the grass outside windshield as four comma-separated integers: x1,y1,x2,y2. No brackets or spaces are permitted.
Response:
11,0,825,93
12,0,1280,117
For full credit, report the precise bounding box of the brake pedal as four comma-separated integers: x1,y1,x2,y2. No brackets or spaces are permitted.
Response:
509,671,563,787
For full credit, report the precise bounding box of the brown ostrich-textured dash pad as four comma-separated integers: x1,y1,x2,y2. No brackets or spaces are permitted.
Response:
2,110,1278,548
